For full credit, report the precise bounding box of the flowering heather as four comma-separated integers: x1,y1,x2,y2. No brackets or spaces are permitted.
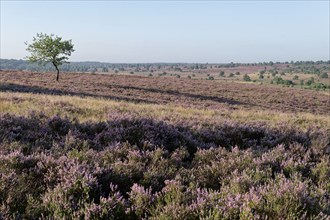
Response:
0,70,329,219
0,112,329,219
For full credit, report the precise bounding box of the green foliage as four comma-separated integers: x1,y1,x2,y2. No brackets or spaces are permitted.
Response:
273,76,295,86
311,83,328,91
25,33,74,81
306,77,315,86
243,74,251,82
319,72,328,79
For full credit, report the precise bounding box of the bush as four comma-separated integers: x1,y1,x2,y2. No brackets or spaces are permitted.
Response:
319,72,328,78
306,77,315,86
273,77,295,86
243,74,251,81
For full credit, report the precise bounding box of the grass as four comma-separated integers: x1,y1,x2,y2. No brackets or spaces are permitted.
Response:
1,91,329,130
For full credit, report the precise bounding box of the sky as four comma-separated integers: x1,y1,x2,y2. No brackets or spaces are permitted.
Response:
0,0,329,63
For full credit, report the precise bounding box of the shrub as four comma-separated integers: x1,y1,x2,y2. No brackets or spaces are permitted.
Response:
243,74,251,81
319,72,328,78
306,77,315,86
0,113,328,219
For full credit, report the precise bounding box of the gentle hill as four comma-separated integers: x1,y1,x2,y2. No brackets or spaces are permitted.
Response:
1,70,329,114
0,70,329,219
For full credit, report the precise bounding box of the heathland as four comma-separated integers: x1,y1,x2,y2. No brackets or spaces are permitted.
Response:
0,64,329,219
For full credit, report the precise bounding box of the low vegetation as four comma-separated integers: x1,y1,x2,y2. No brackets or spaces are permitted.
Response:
0,70,329,219
1,59,329,91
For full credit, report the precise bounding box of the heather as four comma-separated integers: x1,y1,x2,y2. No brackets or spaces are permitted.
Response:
1,71,329,114
0,112,329,219
0,70,329,219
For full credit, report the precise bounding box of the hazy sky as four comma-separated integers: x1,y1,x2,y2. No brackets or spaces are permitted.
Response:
1,1,329,63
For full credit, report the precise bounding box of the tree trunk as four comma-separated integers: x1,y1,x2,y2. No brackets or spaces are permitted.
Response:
53,62,60,81
56,68,60,81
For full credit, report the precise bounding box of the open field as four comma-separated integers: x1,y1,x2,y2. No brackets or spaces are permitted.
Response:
1,70,329,114
0,70,329,219
1,59,329,90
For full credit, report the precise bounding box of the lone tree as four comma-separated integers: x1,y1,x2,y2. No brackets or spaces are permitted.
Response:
25,33,74,81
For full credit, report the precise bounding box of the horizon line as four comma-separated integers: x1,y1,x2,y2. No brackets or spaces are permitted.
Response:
1,58,329,65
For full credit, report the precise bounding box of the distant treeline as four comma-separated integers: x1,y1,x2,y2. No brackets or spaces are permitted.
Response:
1,59,329,73
0,59,112,73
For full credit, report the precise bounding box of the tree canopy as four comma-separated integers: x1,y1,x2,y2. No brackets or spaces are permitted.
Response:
25,33,74,81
